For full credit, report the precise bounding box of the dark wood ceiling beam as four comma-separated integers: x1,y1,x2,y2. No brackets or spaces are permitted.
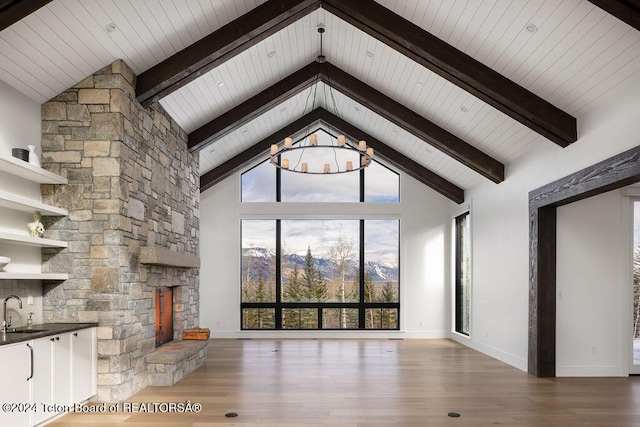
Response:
135,0,320,106
318,62,504,183
587,0,640,32
0,0,52,32
315,108,464,203
200,109,324,191
320,0,577,148
189,62,322,152
191,60,502,183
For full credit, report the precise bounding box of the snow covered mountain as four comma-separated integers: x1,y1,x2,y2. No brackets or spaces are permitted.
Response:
241,247,398,283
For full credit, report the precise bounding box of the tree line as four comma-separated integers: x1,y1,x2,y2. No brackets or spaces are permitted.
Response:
242,244,398,329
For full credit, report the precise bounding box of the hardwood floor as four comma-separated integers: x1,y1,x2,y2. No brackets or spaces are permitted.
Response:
50,339,640,426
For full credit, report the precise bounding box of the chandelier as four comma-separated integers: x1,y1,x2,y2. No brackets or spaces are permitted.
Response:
269,27,374,174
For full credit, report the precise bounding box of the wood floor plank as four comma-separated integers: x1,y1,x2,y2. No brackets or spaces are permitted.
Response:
48,339,640,426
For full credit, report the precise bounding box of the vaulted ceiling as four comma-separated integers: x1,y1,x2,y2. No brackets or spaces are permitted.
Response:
1,0,640,203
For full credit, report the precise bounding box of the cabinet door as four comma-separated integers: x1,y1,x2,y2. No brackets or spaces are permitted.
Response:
71,328,96,402
0,342,31,426
31,337,54,426
53,334,72,406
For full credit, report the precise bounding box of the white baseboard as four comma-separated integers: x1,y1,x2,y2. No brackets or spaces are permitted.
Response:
449,333,528,372
556,366,626,377
211,330,447,339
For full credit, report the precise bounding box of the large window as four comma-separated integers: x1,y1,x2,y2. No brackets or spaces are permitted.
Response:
241,219,400,330
240,133,400,330
454,212,471,336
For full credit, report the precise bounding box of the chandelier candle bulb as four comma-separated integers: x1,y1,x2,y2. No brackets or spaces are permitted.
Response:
324,163,330,173
270,144,278,155
282,159,289,169
284,137,293,149
346,161,353,171
367,147,374,158
302,163,308,173
359,140,366,151
310,134,318,146
337,135,346,146
362,156,369,166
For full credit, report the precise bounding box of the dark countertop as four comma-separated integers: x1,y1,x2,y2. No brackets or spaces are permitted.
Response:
0,322,98,346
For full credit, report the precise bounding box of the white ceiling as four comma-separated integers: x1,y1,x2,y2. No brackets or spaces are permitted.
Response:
1,0,639,191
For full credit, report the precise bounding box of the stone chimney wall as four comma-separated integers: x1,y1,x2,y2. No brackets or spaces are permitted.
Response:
40,60,200,402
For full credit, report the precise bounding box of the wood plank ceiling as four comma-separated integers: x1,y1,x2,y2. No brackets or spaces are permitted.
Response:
1,1,640,202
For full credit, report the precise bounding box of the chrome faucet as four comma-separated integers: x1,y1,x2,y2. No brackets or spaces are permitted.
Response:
2,295,23,333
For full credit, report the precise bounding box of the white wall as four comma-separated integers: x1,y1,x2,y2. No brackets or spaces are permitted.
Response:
0,78,43,263
556,189,628,376
0,78,44,324
200,167,454,338
456,77,640,374
0,77,42,202
0,78,41,154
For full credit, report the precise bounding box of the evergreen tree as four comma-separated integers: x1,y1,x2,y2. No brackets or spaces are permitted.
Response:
380,282,397,302
302,246,327,302
380,282,397,328
282,264,305,328
283,264,304,302
364,273,377,302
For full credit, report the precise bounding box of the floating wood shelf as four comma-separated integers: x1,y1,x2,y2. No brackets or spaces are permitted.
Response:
140,246,200,268
0,154,67,184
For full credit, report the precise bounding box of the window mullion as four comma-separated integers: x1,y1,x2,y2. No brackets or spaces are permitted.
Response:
275,219,282,329
359,219,365,328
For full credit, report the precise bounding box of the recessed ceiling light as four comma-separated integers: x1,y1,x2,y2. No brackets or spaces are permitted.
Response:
526,23,538,33
241,129,248,134
280,106,286,112
208,147,215,153
365,50,374,58
354,106,360,112
267,50,276,58
460,106,469,113
416,81,424,88
217,81,224,88
104,23,117,33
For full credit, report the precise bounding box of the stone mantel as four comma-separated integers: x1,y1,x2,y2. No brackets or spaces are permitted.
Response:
140,246,200,268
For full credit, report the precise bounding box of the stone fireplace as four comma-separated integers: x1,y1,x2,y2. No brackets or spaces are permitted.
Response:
39,59,201,402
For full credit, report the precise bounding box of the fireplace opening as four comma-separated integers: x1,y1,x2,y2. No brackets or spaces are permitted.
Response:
155,287,174,347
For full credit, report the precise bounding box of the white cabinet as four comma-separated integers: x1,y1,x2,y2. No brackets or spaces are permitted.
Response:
53,333,72,406
0,327,97,427
71,328,97,402
30,337,53,425
0,153,68,280
0,342,32,426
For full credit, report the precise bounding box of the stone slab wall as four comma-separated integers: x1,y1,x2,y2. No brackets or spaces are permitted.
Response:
40,60,200,402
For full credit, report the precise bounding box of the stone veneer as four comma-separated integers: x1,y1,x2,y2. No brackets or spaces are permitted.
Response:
39,60,200,402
